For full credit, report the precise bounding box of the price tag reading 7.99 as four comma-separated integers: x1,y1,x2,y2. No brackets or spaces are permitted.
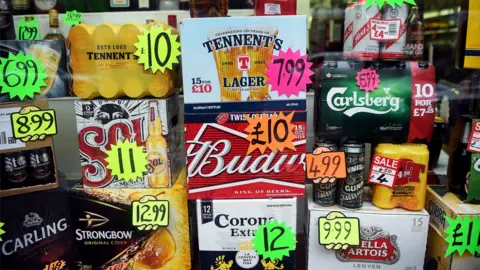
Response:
306,152,347,179
132,197,169,231
11,107,57,142
319,212,360,248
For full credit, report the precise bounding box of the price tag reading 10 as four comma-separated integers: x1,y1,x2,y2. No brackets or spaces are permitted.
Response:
318,215,360,247
11,109,57,140
132,199,169,229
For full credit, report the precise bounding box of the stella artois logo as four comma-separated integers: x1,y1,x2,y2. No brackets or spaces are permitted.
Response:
336,227,400,265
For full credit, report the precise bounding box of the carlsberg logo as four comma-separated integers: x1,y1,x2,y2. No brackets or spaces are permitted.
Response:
327,87,400,117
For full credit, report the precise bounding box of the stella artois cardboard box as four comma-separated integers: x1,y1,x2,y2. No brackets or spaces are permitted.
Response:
196,198,297,269
181,16,307,106
75,95,182,188
306,185,429,269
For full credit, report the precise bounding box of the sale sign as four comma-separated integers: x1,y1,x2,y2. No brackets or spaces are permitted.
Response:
368,154,399,188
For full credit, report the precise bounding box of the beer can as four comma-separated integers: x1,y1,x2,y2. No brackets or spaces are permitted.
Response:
343,3,356,59
380,4,408,60
339,141,365,209
29,147,54,184
313,141,338,206
351,0,381,60
3,151,29,187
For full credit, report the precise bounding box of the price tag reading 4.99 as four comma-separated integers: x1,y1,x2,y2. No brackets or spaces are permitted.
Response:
132,198,169,231
306,152,346,179
11,107,57,142
319,212,360,247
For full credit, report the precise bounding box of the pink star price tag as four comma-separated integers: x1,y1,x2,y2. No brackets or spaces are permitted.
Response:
356,68,380,92
265,48,314,98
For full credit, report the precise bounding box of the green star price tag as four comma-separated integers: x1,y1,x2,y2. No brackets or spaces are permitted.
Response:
366,0,417,8
444,215,480,257
11,106,57,142
319,211,360,250
0,222,5,242
134,25,181,74
132,196,169,231
105,140,148,183
251,220,296,261
0,52,48,100
17,17,40,40
63,10,83,27
466,153,480,202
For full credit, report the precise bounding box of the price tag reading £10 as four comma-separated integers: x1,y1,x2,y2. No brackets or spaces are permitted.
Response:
467,120,480,153
132,197,169,231
368,154,399,188
369,19,401,41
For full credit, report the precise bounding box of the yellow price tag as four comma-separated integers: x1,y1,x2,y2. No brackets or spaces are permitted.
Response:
105,140,148,183
319,211,360,249
11,106,57,142
132,196,169,231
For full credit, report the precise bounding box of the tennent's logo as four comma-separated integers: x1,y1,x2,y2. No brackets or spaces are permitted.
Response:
326,87,400,117
79,211,109,228
237,55,251,71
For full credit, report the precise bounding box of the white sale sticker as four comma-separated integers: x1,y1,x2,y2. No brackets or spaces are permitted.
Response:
369,154,399,187
467,120,480,153
370,19,401,41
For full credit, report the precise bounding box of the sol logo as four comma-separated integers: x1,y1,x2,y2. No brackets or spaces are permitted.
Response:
237,55,251,71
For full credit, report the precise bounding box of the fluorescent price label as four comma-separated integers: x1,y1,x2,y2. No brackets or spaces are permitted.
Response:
11,107,57,142
319,211,360,248
306,152,346,180
132,197,169,231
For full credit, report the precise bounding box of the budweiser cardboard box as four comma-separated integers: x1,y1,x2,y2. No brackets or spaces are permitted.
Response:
68,169,191,270
0,188,76,269
197,197,297,269
75,94,182,188
0,100,59,197
306,185,429,269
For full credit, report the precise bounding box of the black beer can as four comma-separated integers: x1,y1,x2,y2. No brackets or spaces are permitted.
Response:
29,147,55,184
339,140,365,209
3,151,29,188
313,140,338,206
428,116,447,169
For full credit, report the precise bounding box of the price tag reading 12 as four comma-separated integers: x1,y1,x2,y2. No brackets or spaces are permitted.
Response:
132,197,169,231
319,212,360,247
11,108,57,142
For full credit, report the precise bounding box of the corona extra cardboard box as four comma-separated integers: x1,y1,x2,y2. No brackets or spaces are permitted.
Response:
306,185,429,269
68,169,191,270
425,185,480,269
75,95,181,188
0,188,75,270
196,197,297,269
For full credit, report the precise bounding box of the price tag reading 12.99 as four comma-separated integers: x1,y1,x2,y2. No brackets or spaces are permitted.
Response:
132,197,169,231
11,108,57,142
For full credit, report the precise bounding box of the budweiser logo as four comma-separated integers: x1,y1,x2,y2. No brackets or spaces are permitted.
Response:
336,227,400,265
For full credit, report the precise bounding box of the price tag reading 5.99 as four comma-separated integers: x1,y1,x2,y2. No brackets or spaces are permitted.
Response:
11,108,57,142
132,198,169,231
319,212,360,247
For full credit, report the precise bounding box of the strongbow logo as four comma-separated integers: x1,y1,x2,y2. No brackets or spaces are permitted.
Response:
79,211,109,228
326,87,400,117
336,227,400,264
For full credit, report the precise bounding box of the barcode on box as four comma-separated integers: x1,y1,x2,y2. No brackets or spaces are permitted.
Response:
389,23,397,36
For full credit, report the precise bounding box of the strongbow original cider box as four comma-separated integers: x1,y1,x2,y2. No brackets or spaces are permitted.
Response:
181,16,307,200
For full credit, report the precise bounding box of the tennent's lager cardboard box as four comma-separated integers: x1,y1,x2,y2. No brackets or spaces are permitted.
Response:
68,169,191,270
196,198,297,270
306,185,429,269
75,95,182,188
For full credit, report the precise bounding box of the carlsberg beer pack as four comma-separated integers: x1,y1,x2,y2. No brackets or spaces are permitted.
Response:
197,198,297,270
316,61,436,143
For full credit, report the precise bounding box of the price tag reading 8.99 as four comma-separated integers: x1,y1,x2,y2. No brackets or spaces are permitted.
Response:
132,197,169,231
11,107,57,142
318,212,360,248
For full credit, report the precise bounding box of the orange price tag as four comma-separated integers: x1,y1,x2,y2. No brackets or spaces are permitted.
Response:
43,260,66,270
244,112,296,155
306,152,347,179
105,263,129,270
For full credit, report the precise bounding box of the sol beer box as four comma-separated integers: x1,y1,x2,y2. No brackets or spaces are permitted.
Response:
306,186,429,269
197,198,297,270
68,170,191,269
75,95,182,188
316,61,436,143
0,188,75,270
425,185,480,269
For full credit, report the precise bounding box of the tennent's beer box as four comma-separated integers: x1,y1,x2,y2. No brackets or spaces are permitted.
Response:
316,61,436,143
0,188,75,270
75,95,182,188
181,16,307,107
306,185,429,269
185,108,307,199
68,170,191,270
197,198,297,270
426,224,480,270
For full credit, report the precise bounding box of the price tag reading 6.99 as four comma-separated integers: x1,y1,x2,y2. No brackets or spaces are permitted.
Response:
132,197,169,231
11,108,57,142
319,212,360,247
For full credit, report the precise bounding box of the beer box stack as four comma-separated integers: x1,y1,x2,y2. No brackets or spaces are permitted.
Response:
425,185,480,269
181,16,308,270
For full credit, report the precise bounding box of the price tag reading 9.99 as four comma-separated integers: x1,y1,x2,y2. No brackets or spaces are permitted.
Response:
11,108,57,142
132,198,169,231
318,213,360,247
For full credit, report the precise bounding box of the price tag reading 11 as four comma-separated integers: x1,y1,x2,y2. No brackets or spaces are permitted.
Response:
132,196,169,231
319,211,360,248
